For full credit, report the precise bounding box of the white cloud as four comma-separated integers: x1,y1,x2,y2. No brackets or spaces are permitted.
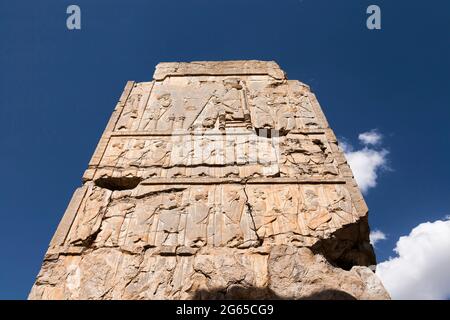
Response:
376,218,450,299
359,130,382,146
340,134,388,194
344,147,388,193
370,229,387,246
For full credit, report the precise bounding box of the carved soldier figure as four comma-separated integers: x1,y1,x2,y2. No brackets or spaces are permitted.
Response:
143,93,172,130
222,188,246,247
157,192,186,246
301,187,332,231
96,202,136,247
220,78,244,119
250,91,275,129
129,139,171,167
70,188,111,244
116,93,142,131
185,190,211,248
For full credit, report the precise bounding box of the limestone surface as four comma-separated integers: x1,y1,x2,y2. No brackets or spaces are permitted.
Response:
29,61,389,300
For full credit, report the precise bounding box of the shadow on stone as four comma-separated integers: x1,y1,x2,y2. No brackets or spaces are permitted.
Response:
311,216,376,270
94,176,142,191
191,286,357,300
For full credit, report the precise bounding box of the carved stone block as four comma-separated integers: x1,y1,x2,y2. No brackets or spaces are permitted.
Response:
29,61,389,300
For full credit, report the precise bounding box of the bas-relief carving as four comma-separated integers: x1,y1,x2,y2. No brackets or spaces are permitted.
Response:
99,133,338,179
279,134,339,178
60,184,356,253
96,202,135,247
67,186,111,245
118,76,320,134
30,61,388,300
116,93,141,131
141,93,173,131
101,138,172,168
138,81,219,132
248,88,295,132
115,82,152,132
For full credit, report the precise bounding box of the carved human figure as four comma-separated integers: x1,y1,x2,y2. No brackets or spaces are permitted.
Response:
248,189,273,238
185,190,211,247
129,139,171,167
326,186,355,227
156,192,187,246
191,80,247,130
199,96,221,129
125,140,146,167
102,141,127,167
221,188,246,246
70,188,111,244
272,189,300,236
143,93,172,130
126,201,159,246
96,202,136,247
287,90,316,129
116,93,142,131
276,104,295,132
220,79,244,120
170,135,194,167
250,92,275,129
298,93,314,117
301,188,331,231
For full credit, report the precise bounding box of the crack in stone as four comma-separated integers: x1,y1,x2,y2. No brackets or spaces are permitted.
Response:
242,184,262,247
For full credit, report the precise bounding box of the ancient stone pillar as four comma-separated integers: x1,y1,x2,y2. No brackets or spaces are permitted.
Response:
29,61,389,299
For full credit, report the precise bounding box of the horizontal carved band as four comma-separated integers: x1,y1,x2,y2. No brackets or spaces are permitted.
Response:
110,129,326,137
140,177,346,185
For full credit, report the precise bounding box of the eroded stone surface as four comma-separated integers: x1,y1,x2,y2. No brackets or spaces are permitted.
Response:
29,61,389,300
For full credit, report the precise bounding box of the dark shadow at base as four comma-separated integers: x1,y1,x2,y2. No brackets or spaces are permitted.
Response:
192,286,357,300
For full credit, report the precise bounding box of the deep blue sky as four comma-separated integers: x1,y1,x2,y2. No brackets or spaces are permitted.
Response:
1,0,449,299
